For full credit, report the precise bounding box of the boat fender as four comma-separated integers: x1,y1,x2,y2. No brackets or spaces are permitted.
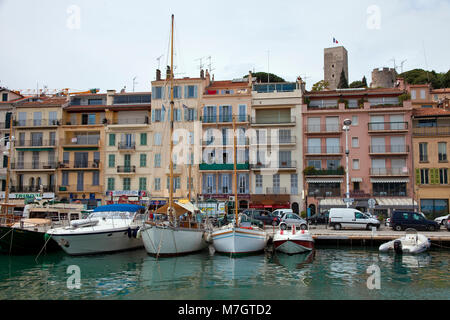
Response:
393,240,402,254
136,229,142,239
127,228,132,239
132,228,138,238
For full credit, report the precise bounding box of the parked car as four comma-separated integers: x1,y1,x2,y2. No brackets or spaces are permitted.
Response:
390,210,439,231
434,214,450,226
307,211,329,224
279,213,308,230
216,213,263,228
272,209,293,219
242,209,280,226
447,219,450,231
328,208,380,230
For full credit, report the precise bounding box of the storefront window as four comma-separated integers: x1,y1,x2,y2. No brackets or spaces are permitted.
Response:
420,199,449,218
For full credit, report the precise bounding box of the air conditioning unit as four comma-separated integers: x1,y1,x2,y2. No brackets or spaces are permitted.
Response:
229,196,235,202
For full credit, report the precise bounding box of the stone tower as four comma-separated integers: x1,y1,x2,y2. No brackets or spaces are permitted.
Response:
324,46,348,90
370,68,397,88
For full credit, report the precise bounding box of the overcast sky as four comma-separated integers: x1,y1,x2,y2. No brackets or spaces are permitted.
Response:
1,0,449,93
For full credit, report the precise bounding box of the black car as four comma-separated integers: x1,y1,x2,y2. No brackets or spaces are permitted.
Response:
307,212,329,225
242,209,280,226
391,210,439,231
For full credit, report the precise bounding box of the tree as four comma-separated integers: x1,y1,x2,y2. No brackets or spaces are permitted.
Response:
337,70,348,89
398,68,450,89
362,76,368,87
311,80,329,91
349,76,368,89
244,72,285,83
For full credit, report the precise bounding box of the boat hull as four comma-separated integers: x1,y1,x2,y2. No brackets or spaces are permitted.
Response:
48,228,143,256
140,224,208,256
379,234,431,254
273,231,314,255
0,226,61,255
212,225,268,255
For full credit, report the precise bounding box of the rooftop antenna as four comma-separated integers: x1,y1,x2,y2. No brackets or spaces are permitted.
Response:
132,77,138,92
195,56,206,73
400,60,407,73
207,56,215,74
267,50,270,83
422,41,430,83
389,58,397,71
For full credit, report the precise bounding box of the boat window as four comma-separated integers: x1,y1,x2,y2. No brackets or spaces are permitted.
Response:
89,211,135,219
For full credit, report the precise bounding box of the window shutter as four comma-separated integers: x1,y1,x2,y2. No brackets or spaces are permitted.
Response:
184,108,188,121
212,175,216,194
203,106,207,122
161,107,165,121
219,106,223,122
194,86,198,98
213,106,217,122
184,86,188,99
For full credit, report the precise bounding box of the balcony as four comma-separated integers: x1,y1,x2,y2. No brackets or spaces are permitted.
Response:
304,168,345,176
368,122,409,132
117,166,136,173
11,162,57,170
199,163,250,171
15,140,57,148
61,137,100,147
118,142,136,151
413,126,450,137
251,136,297,146
266,187,289,195
57,185,103,193
202,137,249,146
251,160,297,170
369,145,409,155
253,83,298,93
10,185,56,193
109,118,150,126
306,124,342,134
15,119,61,128
307,105,339,111
370,168,410,176
251,116,296,126
305,146,343,156
59,161,100,169
200,115,250,124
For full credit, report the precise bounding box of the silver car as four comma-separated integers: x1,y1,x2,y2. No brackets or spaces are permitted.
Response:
279,213,308,230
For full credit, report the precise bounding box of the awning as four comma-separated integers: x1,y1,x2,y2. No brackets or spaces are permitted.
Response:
319,198,345,206
307,178,343,184
156,201,200,217
375,198,417,207
351,177,363,182
370,178,410,183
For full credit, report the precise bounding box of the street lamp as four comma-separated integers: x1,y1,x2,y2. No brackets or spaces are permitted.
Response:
342,119,352,208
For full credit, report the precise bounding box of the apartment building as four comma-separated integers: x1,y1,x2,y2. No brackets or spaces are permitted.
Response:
104,90,152,205
303,86,415,217
149,68,208,208
249,79,304,214
58,94,107,209
198,76,253,210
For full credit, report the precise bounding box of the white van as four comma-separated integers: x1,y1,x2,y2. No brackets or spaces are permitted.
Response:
328,208,380,230
272,209,293,219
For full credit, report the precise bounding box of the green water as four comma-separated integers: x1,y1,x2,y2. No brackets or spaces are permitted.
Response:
0,247,449,300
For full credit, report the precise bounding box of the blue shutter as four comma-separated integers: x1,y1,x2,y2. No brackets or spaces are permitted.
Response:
203,106,207,123
194,85,198,98
218,174,223,194
202,174,206,194
212,174,216,194
213,106,217,122
184,86,188,99
161,106,165,121
245,174,249,194
151,110,155,123
184,107,188,121
219,106,223,123
194,109,197,121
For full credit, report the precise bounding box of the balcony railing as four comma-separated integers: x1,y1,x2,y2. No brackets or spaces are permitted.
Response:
307,105,339,111
118,142,136,150
251,116,296,125
304,168,345,176
306,124,342,133
15,140,57,147
11,162,57,170
61,137,100,146
370,168,410,176
59,161,100,169
252,160,297,169
117,166,136,173
307,190,341,197
413,126,450,136
199,163,249,171
368,122,408,131
110,118,149,125
200,115,250,123
15,119,61,127
10,186,56,193
202,138,250,146
369,145,409,154
266,187,288,195
305,146,343,155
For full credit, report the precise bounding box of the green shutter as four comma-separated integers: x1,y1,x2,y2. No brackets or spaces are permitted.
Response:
415,169,421,185
140,133,147,146
109,134,116,146
432,168,439,184
139,177,147,191
140,154,147,167
107,178,115,191
108,154,115,168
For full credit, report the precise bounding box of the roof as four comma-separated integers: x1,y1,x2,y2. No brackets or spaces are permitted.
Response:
413,107,450,118
431,88,450,94
306,87,403,97
93,204,145,213
207,80,249,89
18,97,68,107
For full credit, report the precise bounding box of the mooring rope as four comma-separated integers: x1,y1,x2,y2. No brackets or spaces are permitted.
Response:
35,234,53,263
0,228,13,241
431,242,450,249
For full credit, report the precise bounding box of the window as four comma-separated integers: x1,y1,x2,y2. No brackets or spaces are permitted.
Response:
420,169,429,185
154,133,162,146
107,178,115,191
420,199,449,217
18,112,27,126
326,138,340,154
49,111,58,125
140,154,147,167
239,104,247,122
185,108,196,121
291,174,298,194
152,87,163,99
153,109,162,122
31,132,43,146
307,160,321,170
325,117,339,132
109,134,116,146
88,99,103,105
352,137,359,148
279,130,291,144
167,176,180,191
154,178,161,191
33,112,42,126
411,90,416,100
1,93,7,102
440,168,448,185
187,177,193,190
49,132,56,146
123,178,131,191
140,133,147,146
352,115,358,126
353,159,360,170
273,174,280,193
327,159,340,170
154,154,161,168
256,175,263,188
420,89,426,99
88,114,96,124
438,142,447,162
139,177,147,191
63,152,70,164
373,182,407,197
108,154,115,168
62,172,69,186
92,171,99,186
185,85,198,99
419,143,428,162
307,117,320,132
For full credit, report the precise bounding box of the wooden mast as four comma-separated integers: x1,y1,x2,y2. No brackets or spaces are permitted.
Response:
233,114,238,227
169,14,175,223
2,116,13,217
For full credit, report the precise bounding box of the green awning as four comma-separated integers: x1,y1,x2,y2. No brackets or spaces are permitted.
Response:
15,148,54,152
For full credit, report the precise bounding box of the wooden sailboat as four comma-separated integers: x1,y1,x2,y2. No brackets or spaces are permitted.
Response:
211,115,268,255
140,14,209,257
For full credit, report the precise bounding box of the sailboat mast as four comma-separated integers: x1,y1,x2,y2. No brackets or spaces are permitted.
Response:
169,14,175,223
233,115,238,226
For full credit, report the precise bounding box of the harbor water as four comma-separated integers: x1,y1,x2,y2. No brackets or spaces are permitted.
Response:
0,247,449,300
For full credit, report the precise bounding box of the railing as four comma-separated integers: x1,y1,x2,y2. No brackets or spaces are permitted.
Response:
370,104,402,109
304,169,345,176
15,140,57,147
307,105,339,111
370,168,410,176
251,116,296,125
350,191,372,198
306,124,342,133
368,122,408,131
10,186,56,193
305,146,343,154
413,126,450,136
11,162,57,170
117,166,136,173
266,187,288,195
250,136,297,145
251,160,297,169
202,138,250,146
110,118,149,125
59,161,100,169
118,142,136,150
15,119,61,127
307,190,341,197
199,163,250,171
200,115,250,123
61,137,100,146
369,145,409,153
253,83,298,93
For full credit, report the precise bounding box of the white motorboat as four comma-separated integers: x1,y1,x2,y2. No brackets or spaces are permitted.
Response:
273,225,314,255
140,201,209,257
46,204,146,255
211,215,268,255
379,229,431,254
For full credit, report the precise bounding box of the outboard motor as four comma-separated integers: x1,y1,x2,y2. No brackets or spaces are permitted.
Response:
393,240,403,254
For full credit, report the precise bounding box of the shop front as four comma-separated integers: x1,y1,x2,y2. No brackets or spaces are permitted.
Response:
249,194,290,212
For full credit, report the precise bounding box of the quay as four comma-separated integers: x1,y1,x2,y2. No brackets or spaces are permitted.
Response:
263,225,450,248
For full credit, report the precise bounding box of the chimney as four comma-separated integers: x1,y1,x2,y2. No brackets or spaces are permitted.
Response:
106,90,116,106
156,69,161,81
166,66,171,80
248,71,253,87
200,69,205,79
205,69,211,87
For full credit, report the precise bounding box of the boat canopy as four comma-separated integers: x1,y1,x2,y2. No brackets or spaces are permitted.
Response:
93,204,145,213
155,201,200,217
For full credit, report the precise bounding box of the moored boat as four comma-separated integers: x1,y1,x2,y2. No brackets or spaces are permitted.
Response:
379,229,431,254
46,204,146,256
273,225,314,255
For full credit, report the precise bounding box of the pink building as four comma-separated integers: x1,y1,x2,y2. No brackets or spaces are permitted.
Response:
302,87,415,218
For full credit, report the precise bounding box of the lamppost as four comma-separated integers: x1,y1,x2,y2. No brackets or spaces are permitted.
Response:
343,119,352,208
